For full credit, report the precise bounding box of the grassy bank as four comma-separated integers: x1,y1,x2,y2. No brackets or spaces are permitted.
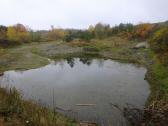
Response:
0,87,77,126
0,37,144,72
146,62,168,100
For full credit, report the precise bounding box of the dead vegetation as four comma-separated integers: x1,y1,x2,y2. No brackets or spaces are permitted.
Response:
0,87,77,126
142,100,168,126
110,100,168,126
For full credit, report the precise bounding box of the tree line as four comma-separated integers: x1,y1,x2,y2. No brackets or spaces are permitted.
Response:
0,22,165,45
0,21,168,66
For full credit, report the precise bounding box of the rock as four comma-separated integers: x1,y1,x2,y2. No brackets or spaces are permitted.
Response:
0,72,4,76
134,42,149,49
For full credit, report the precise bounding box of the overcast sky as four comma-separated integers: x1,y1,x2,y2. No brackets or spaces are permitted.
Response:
0,0,167,30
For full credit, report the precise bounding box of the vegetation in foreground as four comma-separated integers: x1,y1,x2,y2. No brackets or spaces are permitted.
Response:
0,87,77,126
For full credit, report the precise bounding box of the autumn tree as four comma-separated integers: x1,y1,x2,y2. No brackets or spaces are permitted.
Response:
150,27,168,65
48,26,67,41
134,23,155,40
7,24,30,43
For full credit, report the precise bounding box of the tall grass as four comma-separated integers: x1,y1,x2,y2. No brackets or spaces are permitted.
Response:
0,87,77,126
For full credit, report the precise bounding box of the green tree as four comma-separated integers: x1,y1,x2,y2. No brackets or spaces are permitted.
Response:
78,30,93,42
94,23,110,39
29,31,41,42
0,25,7,42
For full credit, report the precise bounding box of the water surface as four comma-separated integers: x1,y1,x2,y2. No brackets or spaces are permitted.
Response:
0,58,150,126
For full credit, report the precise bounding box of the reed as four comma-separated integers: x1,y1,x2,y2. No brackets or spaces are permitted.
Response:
0,87,77,126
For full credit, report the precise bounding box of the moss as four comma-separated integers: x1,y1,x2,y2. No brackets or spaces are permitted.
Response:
83,46,100,52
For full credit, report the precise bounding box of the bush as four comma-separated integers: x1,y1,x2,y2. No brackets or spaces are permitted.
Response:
150,27,168,53
64,34,74,42
149,27,168,65
7,24,30,44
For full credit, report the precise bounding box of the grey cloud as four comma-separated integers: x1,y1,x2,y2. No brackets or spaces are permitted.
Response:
0,0,167,30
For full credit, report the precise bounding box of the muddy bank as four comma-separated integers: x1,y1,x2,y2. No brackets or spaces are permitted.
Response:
0,39,145,72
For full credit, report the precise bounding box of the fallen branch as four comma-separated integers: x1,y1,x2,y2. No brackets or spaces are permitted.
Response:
55,106,72,112
76,104,96,106
79,121,97,126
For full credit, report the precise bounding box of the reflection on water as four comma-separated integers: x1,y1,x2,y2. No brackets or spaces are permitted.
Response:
66,57,96,68
0,58,150,126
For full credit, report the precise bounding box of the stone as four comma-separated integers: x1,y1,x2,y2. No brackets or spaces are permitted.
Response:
0,72,4,76
134,42,149,49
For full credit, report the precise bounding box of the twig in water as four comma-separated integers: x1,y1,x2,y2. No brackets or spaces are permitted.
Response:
76,104,96,106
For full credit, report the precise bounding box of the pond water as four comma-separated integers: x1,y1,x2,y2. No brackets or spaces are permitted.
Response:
0,58,150,126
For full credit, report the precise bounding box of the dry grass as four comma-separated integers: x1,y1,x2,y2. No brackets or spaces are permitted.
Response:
0,87,77,126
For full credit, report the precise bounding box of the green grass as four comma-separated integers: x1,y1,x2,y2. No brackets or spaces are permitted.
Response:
83,46,101,52
152,63,168,97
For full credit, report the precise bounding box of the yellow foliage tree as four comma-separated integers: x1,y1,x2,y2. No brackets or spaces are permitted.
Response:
48,26,67,41
7,26,18,42
7,24,30,43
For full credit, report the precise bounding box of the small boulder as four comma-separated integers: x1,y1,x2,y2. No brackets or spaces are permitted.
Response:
0,72,4,76
134,42,149,49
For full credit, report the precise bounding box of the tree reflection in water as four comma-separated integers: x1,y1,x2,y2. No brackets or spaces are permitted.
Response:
66,57,94,68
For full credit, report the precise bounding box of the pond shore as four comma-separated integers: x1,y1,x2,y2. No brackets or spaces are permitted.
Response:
0,37,167,126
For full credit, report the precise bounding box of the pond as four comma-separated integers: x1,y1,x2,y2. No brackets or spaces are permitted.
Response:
0,58,150,126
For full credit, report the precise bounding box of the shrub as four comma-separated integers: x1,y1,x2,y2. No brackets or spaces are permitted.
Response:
149,27,168,65
7,24,30,44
